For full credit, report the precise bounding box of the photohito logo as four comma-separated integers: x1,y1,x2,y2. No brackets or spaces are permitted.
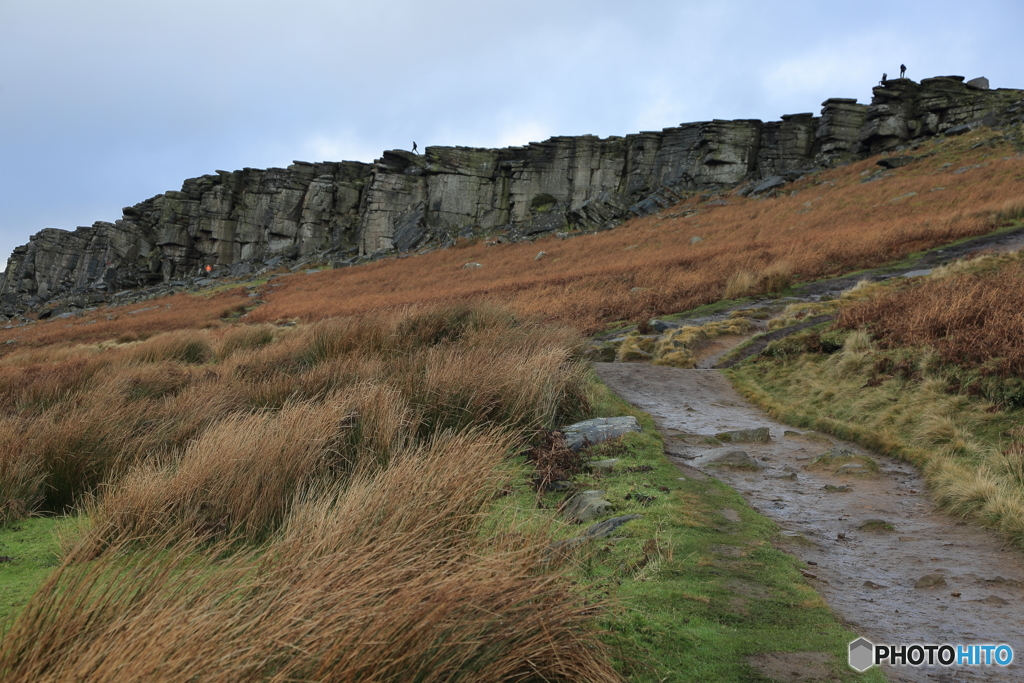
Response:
849,638,1013,671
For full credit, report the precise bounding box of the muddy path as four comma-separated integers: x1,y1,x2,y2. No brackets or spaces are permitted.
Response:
595,362,1024,683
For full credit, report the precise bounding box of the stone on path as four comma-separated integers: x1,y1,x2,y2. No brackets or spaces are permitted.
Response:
715,427,770,443
693,447,763,469
915,573,947,589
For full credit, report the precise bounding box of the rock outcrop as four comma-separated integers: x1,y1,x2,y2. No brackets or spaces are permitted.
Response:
3,74,1022,314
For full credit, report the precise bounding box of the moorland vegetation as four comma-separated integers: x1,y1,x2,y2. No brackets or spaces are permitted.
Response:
0,125,1022,681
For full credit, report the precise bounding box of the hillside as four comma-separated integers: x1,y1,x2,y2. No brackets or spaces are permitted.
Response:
2,74,1021,320
1,76,1024,682
1,122,1021,350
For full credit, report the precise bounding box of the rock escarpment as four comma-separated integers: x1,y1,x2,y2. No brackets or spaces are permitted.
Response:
3,75,1022,315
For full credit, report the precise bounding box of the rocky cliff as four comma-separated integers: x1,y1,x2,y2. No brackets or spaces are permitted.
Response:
4,74,1022,315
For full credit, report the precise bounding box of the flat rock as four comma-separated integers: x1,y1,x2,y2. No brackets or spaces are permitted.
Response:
901,268,932,278
715,427,770,443
561,490,612,523
915,573,947,589
588,458,620,472
582,514,642,539
561,416,641,452
750,175,786,195
693,448,762,469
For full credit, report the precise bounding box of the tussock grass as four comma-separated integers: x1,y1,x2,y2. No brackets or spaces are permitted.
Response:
651,318,754,368
838,256,1024,379
3,430,618,682
0,304,618,680
0,306,591,526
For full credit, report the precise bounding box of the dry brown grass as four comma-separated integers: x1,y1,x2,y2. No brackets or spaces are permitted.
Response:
0,304,617,680
837,258,1024,377
0,305,589,534
0,129,1018,353
229,130,1021,334
2,429,619,682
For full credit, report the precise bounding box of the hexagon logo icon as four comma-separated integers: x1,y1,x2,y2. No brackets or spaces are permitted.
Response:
849,637,875,671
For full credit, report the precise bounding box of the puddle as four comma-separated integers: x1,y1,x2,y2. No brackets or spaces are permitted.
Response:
595,362,1024,682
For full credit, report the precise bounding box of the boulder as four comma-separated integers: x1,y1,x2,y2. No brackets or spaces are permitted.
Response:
749,176,787,195
588,458,620,473
561,416,641,452
876,156,917,169
561,490,613,523
693,448,763,469
966,77,990,91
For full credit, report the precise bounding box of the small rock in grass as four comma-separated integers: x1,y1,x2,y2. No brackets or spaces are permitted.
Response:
560,416,641,452
582,514,642,539
561,490,612,523
588,458,619,473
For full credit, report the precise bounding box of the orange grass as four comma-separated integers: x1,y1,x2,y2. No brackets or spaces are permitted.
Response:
0,305,589,531
0,130,1019,350
1,430,619,682
240,130,1023,333
837,258,1024,377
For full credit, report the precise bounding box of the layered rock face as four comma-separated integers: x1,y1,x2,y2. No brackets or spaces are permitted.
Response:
859,76,1024,153
3,75,1022,312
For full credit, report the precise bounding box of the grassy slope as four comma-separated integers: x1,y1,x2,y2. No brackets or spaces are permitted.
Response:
1,130,1021,678
0,125,1021,355
728,322,1024,545
499,379,886,682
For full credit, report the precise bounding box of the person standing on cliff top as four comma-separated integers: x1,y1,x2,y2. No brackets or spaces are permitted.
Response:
900,64,906,79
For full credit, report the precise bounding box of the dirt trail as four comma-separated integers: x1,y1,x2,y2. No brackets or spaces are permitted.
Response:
595,362,1024,683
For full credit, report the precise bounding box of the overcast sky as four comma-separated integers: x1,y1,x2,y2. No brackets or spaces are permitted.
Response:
1,0,1021,265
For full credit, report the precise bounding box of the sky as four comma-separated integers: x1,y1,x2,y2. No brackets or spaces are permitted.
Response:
1,0,1021,266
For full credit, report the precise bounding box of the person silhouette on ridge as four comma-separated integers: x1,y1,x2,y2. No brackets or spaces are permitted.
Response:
881,73,887,85
900,64,907,79
412,141,418,154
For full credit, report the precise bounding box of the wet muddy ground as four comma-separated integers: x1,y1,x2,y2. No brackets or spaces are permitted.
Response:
595,362,1024,683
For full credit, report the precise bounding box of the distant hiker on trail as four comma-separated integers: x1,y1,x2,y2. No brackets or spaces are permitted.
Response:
900,64,906,79
881,73,887,85
412,141,418,154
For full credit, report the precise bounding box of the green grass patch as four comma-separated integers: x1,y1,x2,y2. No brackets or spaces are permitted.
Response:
497,375,885,681
0,517,63,625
